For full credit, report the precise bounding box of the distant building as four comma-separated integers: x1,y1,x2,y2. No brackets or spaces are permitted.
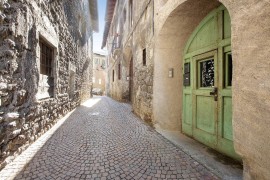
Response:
102,0,270,179
92,53,106,94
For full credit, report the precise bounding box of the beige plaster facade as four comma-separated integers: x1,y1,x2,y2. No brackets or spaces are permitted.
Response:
103,0,270,179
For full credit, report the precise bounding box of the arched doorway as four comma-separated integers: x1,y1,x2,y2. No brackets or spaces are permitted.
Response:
182,5,239,160
153,0,221,131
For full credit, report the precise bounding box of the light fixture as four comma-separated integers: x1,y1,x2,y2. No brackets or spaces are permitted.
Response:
169,68,174,78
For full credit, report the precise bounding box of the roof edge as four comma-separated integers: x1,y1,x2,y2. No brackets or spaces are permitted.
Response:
90,0,99,32
101,0,117,49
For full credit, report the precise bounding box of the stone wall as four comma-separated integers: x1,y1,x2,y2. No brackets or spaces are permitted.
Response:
0,0,94,169
106,0,154,123
105,0,125,102
131,0,154,123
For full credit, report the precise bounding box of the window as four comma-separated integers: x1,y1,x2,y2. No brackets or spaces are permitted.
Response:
69,71,75,97
101,60,105,68
93,77,95,83
123,8,127,23
113,70,115,82
37,40,55,99
227,54,232,86
224,53,232,87
118,63,121,80
199,59,214,87
143,48,146,66
129,0,133,27
40,41,53,76
99,79,102,84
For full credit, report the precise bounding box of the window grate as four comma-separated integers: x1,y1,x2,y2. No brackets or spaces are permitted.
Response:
40,41,54,76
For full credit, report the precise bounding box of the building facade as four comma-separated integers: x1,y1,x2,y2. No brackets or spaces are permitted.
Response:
103,0,154,123
103,0,270,179
92,53,106,94
0,0,98,169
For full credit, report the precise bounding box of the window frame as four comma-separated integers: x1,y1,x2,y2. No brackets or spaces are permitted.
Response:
118,63,121,80
143,48,146,66
113,70,115,82
129,0,133,28
39,40,54,77
37,36,57,100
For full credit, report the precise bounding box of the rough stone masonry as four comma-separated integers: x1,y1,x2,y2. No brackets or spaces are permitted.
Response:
0,0,96,169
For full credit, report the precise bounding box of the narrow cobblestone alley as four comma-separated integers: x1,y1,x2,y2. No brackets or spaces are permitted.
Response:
1,97,219,180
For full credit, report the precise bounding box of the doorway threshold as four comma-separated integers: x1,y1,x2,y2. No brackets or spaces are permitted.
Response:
155,127,243,180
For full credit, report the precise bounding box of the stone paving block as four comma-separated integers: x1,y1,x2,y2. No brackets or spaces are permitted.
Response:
0,97,219,180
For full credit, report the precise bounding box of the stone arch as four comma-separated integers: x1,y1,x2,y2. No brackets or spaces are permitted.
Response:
153,0,270,178
153,0,226,131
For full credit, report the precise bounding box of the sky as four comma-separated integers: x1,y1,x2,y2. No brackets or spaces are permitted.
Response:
93,0,107,55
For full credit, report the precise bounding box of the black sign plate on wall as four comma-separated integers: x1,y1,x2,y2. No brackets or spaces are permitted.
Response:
183,63,190,86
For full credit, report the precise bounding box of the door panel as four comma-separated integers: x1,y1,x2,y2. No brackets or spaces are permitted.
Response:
196,96,215,134
222,96,233,141
184,94,192,125
192,50,218,147
188,16,218,53
223,10,231,39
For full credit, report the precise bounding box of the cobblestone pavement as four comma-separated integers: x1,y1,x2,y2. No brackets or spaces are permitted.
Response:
7,97,219,180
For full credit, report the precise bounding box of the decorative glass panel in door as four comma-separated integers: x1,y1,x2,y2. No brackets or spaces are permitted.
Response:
200,59,215,87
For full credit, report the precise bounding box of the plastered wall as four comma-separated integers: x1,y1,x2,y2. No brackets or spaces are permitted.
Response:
153,0,270,179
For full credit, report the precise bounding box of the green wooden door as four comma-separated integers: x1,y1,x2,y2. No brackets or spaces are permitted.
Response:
193,51,218,149
182,6,241,160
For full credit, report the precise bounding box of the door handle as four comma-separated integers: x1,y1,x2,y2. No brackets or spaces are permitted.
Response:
210,87,217,95
210,87,218,101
